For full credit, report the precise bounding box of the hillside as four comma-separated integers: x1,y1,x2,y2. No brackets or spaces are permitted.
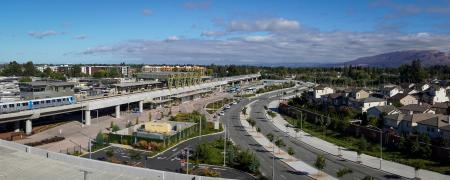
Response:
342,50,450,67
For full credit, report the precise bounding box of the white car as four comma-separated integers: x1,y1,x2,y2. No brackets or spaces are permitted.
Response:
224,105,231,109
219,111,225,116
232,101,238,105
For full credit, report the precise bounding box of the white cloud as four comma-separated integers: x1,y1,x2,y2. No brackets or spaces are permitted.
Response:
165,36,181,41
28,30,59,39
228,18,300,32
201,31,225,37
80,17,450,65
243,35,271,42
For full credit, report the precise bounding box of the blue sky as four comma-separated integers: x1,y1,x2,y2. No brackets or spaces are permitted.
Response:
1,0,450,64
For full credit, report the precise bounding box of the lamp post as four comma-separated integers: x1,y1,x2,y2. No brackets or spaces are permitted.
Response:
371,126,383,169
272,142,275,180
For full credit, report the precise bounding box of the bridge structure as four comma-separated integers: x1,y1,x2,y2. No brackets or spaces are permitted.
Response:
0,74,260,135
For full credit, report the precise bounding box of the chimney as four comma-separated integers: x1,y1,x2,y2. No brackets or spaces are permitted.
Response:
419,102,422,105
409,111,413,115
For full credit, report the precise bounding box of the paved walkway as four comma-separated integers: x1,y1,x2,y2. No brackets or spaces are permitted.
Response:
15,92,231,153
267,100,450,180
242,101,337,180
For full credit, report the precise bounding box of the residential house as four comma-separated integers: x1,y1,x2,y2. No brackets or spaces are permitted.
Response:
440,125,450,140
415,83,430,92
389,93,419,106
349,89,370,100
417,115,450,139
381,86,401,97
349,97,387,112
422,85,449,104
400,83,415,90
399,104,435,114
323,93,346,107
367,105,400,119
403,88,418,95
432,102,450,115
384,113,439,134
313,85,334,99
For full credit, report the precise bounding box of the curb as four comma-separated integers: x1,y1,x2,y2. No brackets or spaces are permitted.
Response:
264,99,415,179
150,130,224,158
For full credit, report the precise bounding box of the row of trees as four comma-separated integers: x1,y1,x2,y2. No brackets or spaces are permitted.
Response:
261,60,450,86
195,139,260,174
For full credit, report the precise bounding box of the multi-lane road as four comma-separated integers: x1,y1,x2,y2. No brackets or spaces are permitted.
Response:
221,89,405,180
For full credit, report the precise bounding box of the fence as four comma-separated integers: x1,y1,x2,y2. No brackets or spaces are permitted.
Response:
0,139,230,180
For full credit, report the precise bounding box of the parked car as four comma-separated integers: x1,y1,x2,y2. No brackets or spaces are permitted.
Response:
219,111,225,116
224,105,231,109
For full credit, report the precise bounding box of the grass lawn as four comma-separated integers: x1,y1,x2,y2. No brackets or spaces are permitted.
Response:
206,98,233,110
283,115,450,174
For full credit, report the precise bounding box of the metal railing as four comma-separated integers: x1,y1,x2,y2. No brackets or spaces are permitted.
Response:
0,139,231,180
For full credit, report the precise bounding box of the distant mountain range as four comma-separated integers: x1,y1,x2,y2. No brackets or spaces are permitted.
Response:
341,50,450,67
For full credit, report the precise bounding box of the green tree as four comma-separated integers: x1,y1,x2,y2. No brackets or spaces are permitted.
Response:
355,136,368,162
93,70,107,78
287,147,295,156
266,133,274,143
368,116,378,127
275,139,285,154
242,107,247,115
362,176,374,180
135,117,139,125
96,131,104,144
1,61,22,76
148,112,152,121
112,124,120,132
19,76,32,82
107,68,120,77
314,155,326,174
22,61,37,76
336,168,353,178
411,160,424,179
43,67,53,77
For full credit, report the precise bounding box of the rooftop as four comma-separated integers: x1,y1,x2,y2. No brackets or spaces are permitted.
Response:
399,104,431,112
19,81,76,87
112,81,161,88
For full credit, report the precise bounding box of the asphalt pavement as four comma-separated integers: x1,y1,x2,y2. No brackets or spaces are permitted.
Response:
220,98,313,180
83,132,255,180
235,89,407,180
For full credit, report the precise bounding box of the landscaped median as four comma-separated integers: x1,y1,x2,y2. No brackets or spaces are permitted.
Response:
242,101,337,180
266,100,450,180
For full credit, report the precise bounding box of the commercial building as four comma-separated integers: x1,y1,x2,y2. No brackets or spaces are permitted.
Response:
81,65,130,77
141,65,206,74
19,81,76,100
136,71,202,89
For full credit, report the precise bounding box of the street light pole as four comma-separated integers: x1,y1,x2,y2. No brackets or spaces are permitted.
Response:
223,122,227,167
272,144,275,180
372,126,383,169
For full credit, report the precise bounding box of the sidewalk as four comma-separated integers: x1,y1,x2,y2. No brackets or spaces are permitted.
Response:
242,101,337,180
267,100,450,180
15,92,230,153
